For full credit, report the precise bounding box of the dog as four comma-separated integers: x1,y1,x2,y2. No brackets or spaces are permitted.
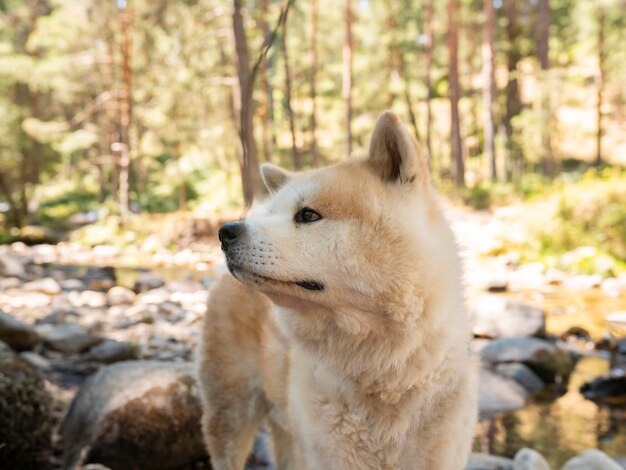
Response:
197,112,478,470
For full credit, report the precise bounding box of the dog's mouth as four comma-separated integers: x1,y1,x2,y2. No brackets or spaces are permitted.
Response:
227,262,325,292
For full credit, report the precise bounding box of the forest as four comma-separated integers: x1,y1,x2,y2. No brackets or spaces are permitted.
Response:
2,1,626,469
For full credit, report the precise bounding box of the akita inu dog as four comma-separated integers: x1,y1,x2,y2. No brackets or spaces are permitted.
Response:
197,112,477,470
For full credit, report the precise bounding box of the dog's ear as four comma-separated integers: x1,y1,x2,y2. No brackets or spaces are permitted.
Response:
261,163,293,193
368,111,423,185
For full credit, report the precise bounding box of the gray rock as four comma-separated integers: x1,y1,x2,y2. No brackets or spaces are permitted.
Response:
0,345,53,469
62,360,206,470
481,337,574,383
69,290,108,308
495,363,546,396
133,272,165,293
466,453,514,469
0,311,39,351
83,340,139,364
107,286,137,306
470,297,546,339
479,368,527,418
513,448,551,470
40,324,102,354
60,278,87,291
19,351,52,370
561,449,622,470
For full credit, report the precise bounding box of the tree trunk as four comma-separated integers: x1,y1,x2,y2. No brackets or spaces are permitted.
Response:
424,0,434,163
259,0,273,162
342,0,353,159
596,7,606,166
232,0,261,207
118,5,133,219
310,0,318,166
483,0,497,181
503,0,523,181
537,0,554,177
448,0,464,187
281,9,300,170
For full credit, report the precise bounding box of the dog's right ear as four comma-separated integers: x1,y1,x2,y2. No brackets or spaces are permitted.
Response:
261,163,293,193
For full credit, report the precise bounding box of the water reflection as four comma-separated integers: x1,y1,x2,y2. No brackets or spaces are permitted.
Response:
474,356,626,467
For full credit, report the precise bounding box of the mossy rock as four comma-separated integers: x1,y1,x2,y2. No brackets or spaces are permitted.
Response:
0,342,53,469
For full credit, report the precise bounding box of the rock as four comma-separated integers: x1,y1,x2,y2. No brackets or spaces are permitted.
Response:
40,324,102,354
0,250,26,277
83,340,139,364
486,272,509,293
107,286,137,306
133,272,165,293
137,287,170,305
0,276,22,289
470,297,546,339
23,277,61,295
19,351,51,370
62,360,206,469
606,311,626,327
561,449,622,470
0,343,53,469
69,290,108,308
19,225,57,244
559,326,592,344
513,448,550,470
580,369,626,406
466,453,514,469
0,311,39,351
481,337,574,383
563,275,603,291
479,368,527,418
60,278,87,291
495,363,546,396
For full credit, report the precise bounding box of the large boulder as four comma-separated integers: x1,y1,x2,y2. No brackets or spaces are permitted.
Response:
0,311,39,351
495,363,546,396
61,360,206,470
481,337,574,383
479,368,527,418
561,449,622,470
0,341,53,469
470,297,546,339
512,448,550,470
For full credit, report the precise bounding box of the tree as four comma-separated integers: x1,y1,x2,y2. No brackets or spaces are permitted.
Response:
482,0,497,181
118,2,133,219
503,0,524,180
259,0,273,163
342,0,353,159
595,6,606,166
448,0,464,187
232,0,262,207
424,0,434,163
309,0,318,167
281,5,299,170
537,0,554,177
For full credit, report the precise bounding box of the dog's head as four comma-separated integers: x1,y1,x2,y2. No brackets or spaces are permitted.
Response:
219,112,454,319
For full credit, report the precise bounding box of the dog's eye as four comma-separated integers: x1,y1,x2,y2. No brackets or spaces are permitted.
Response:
295,207,322,224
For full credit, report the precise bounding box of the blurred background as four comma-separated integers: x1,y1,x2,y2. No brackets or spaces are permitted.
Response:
1,1,626,469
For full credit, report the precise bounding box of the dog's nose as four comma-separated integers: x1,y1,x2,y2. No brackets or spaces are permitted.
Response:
219,222,245,249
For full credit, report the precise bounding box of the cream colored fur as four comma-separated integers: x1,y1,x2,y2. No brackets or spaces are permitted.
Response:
197,112,478,470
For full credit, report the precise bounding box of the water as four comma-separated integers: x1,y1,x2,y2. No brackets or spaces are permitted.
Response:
474,286,626,467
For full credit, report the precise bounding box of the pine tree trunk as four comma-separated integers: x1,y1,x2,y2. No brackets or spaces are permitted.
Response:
118,5,133,219
424,0,434,163
260,0,273,162
282,9,299,170
342,0,353,159
537,0,554,177
310,0,318,166
232,0,261,208
503,0,523,181
596,7,606,166
448,0,464,187
483,0,497,181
